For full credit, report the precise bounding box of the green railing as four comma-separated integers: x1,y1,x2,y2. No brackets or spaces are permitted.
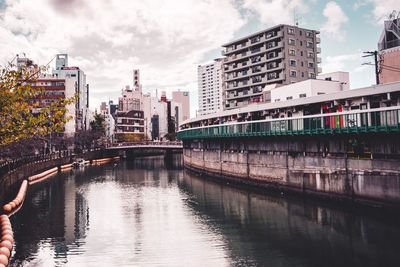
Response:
177,107,400,140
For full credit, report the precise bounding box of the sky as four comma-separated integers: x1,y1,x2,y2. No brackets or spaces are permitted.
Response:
0,0,398,117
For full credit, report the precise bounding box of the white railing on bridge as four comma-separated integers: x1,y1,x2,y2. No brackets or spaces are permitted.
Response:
107,141,183,149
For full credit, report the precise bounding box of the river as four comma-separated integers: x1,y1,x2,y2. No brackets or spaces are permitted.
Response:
8,155,400,266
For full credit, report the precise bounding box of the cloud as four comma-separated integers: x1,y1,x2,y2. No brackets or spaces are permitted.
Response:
241,0,310,26
321,1,348,41
370,0,399,23
0,0,246,115
323,53,361,73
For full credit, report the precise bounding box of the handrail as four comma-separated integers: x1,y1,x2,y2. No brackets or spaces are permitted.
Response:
177,107,400,139
178,106,400,133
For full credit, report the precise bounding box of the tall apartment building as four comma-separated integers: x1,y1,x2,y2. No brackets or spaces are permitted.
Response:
53,54,90,130
197,58,224,116
222,24,321,110
378,12,400,84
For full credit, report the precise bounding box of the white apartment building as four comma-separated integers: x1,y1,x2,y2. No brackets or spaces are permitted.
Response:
52,54,90,131
197,58,224,116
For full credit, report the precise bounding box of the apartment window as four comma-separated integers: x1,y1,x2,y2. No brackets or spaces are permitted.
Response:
301,72,305,78
299,30,302,36
301,61,304,67
308,51,314,58
251,47,261,53
242,70,247,75
290,70,297,77
266,32,274,38
252,66,262,73
268,73,277,79
300,51,303,57
267,62,276,69
251,56,261,63
309,72,316,78
288,28,295,35
306,31,313,38
267,42,275,48
299,93,307,98
289,49,296,56
286,96,293,100
267,52,276,59
251,36,260,43
288,39,295,45
289,59,296,67
300,41,303,46
307,41,314,48
308,62,314,68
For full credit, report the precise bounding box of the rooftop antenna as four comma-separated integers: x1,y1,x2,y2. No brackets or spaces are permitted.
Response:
293,9,301,26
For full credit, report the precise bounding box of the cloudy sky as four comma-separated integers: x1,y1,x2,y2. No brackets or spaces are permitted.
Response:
0,0,397,116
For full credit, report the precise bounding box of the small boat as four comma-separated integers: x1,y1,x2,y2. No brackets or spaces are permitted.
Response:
72,158,87,168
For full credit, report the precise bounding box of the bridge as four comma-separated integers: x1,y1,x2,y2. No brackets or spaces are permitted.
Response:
106,141,183,159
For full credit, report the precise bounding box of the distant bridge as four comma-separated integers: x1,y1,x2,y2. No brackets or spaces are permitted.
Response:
106,142,183,158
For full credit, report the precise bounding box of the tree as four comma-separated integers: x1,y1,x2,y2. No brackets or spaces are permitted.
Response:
90,113,106,134
0,63,75,146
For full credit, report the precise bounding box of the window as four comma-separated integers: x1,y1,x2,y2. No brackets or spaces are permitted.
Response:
308,51,314,58
268,73,277,79
267,52,276,59
266,32,274,38
301,61,304,67
290,70,297,77
299,93,307,98
267,62,276,69
288,39,295,45
289,49,296,56
267,42,275,48
299,30,302,36
308,62,314,68
300,51,303,57
289,59,296,67
301,72,305,78
307,41,314,48
286,96,293,100
306,31,313,38
288,28,295,35
309,72,316,78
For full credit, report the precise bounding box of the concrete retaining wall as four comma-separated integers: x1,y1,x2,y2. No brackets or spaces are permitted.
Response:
183,134,400,208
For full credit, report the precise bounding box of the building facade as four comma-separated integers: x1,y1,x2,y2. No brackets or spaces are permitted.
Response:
172,90,190,121
378,13,400,84
197,58,224,116
52,54,90,131
222,24,321,110
115,110,145,142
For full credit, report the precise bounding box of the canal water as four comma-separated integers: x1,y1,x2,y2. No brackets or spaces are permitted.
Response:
9,155,400,267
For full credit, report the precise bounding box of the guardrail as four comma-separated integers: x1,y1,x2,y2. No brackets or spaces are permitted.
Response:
177,107,400,140
109,141,183,148
0,151,73,178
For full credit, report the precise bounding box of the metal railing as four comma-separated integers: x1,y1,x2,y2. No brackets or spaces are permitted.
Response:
177,107,400,140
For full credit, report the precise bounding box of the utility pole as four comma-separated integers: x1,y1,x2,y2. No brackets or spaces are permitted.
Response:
362,51,380,85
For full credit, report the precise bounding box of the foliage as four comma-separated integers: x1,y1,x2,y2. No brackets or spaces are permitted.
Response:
0,64,75,146
90,113,106,134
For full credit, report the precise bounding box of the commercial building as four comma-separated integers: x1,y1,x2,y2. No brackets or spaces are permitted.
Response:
378,12,400,84
115,110,145,142
197,58,224,116
264,71,349,103
172,90,190,121
222,24,321,110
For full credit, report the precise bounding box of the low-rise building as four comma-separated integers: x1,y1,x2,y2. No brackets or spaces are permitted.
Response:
115,110,145,142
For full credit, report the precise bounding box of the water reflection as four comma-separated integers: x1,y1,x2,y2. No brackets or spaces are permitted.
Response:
179,172,400,267
9,156,400,267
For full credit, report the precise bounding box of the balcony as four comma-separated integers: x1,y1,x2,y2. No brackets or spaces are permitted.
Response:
317,47,321,54
317,57,322,64
267,73,284,83
266,62,284,72
266,41,283,52
266,51,284,62
316,37,321,44
317,67,322,73
265,30,283,41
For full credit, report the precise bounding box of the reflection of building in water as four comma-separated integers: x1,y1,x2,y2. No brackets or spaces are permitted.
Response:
64,174,89,244
179,172,400,267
